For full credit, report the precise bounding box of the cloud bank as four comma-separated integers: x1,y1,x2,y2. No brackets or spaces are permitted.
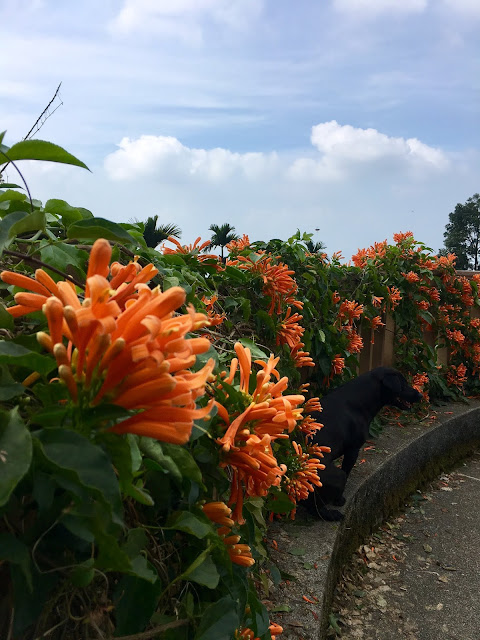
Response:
105,121,449,184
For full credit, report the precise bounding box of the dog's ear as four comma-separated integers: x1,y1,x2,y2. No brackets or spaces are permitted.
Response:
380,371,403,394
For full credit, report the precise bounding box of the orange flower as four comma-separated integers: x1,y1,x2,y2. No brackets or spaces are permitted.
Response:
446,363,467,388
202,502,255,567
337,300,364,326
201,294,226,327
231,254,300,315
236,622,283,640
393,231,414,244
215,343,306,523
3,239,215,445
412,373,429,402
331,354,345,376
332,291,341,304
387,286,402,310
226,234,250,253
371,295,384,308
162,236,219,263
276,307,305,348
282,442,327,516
351,248,368,268
402,271,420,283
346,330,363,354
369,315,385,330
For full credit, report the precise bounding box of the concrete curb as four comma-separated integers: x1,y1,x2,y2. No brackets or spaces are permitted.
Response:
267,401,480,640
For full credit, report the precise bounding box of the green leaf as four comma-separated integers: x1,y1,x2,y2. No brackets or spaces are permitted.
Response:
67,217,136,245
187,553,220,588
35,429,123,524
194,596,239,640
40,242,89,277
0,533,33,590
0,364,25,400
70,559,95,587
1,139,89,170
265,490,294,514
0,408,32,506
113,574,163,636
44,198,86,226
223,265,247,283
0,189,27,203
9,209,46,237
0,211,28,252
0,340,57,375
0,183,23,189
162,443,203,485
166,511,212,539
271,604,291,613
139,437,182,481
237,338,269,360
0,304,14,330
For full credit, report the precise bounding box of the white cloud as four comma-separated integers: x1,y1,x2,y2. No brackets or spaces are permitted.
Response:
104,123,449,190
110,0,263,41
332,0,427,16
104,135,279,181
288,121,448,180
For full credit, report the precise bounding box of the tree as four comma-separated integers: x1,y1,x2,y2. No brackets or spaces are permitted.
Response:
142,216,181,249
305,239,326,254
441,194,480,270
208,223,239,260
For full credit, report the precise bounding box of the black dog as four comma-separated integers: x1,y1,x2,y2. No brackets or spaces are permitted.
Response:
302,367,422,521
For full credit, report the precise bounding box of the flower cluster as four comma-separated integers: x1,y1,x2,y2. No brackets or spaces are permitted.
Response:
214,342,318,523
201,502,255,567
1,239,215,444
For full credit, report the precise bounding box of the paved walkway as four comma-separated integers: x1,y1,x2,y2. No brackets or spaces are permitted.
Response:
328,449,480,640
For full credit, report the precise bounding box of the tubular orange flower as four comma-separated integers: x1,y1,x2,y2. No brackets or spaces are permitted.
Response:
3,238,214,445
231,254,300,315
162,235,219,262
346,330,363,354
393,231,414,244
369,315,385,331
331,354,345,376
402,271,420,283
387,286,402,310
282,442,328,518
215,343,306,523
337,299,364,326
202,502,255,566
226,234,250,253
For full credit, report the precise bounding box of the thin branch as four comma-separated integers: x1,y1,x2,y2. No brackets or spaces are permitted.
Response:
2,249,84,289
24,82,63,141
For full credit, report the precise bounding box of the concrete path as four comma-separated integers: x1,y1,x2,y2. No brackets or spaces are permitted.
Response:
328,449,480,640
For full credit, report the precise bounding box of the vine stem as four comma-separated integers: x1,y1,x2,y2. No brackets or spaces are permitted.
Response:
2,249,84,289
0,152,34,212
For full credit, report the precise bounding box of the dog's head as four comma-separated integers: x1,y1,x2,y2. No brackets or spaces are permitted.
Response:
372,367,423,410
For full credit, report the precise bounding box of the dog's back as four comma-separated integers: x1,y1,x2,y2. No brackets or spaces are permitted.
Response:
302,367,422,520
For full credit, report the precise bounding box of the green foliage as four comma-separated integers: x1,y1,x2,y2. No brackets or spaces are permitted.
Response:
442,193,480,269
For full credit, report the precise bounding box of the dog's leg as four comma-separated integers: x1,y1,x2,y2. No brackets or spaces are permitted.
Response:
341,446,360,476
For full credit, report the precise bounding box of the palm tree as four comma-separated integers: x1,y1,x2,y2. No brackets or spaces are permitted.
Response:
305,239,327,254
208,223,239,260
142,216,182,249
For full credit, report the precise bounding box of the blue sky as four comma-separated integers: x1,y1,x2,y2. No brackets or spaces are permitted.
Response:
1,0,479,259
